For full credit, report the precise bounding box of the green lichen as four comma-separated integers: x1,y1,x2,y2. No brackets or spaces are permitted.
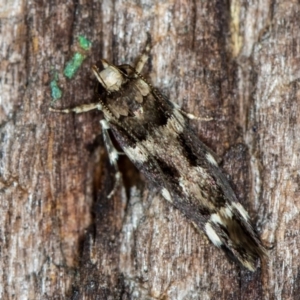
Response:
78,35,92,50
50,79,62,100
63,52,86,79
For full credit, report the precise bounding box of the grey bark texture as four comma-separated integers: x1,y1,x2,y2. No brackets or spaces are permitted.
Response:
1,0,299,299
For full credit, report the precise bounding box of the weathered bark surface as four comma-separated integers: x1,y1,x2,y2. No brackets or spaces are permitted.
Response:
1,0,300,299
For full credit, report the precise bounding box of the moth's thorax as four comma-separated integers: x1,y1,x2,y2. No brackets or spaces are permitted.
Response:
92,60,125,92
104,79,153,122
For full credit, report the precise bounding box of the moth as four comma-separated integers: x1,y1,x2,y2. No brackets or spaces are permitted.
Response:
51,45,267,271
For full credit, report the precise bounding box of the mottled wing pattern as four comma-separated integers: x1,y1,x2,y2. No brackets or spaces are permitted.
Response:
102,70,266,271
51,54,267,271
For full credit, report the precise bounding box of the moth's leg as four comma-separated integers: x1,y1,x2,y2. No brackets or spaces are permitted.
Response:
180,108,212,121
171,101,219,163
135,44,151,74
170,101,212,121
100,120,122,198
49,103,102,114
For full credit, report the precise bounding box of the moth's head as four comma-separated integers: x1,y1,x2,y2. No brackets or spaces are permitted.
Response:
92,60,124,92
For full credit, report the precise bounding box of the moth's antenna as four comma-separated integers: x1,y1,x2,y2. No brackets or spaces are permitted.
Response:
92,64,108,89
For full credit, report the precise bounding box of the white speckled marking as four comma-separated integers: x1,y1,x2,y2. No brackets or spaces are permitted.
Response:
205,153,218,166
123,146,148,163
110,150,119,163
224,206,233,218
232,203,249,221
210,213,224,226
100,119,110,129
205,223,223,247
161,188,172,202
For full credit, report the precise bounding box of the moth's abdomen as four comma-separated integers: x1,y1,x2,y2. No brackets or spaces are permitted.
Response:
204,203,267,271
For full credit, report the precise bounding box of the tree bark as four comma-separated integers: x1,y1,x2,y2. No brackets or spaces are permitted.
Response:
1,0,300,299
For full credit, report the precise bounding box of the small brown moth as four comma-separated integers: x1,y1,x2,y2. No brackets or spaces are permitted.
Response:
51,45,267,271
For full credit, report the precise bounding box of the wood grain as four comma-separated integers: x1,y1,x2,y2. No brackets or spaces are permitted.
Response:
1,0,300,299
